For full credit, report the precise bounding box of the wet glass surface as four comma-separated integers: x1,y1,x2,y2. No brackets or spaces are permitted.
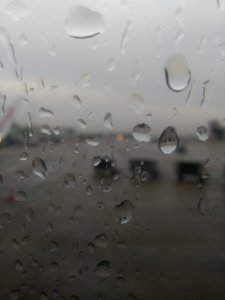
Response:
0,0,224,299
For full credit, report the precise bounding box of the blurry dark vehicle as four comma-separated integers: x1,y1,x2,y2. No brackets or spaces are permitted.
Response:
176,161,206,183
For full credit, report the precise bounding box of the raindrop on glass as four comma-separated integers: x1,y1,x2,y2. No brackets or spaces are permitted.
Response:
64,173,76,188
132,123,151,142
6,0,27,21
32,157,47,179
104,113,113,129
66,5,105,39
196,126,209,141
77,119,87,129
15,191,27,202
130,93,144,114
165,54,191,92
72,95,82,110
39,107,54,118
94,261,111,277
18,32,27,47
94,233,108,248
114,200,134,224
106,57,115,72
158,127,179,154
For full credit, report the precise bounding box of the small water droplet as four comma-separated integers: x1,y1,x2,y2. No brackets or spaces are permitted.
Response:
50,241,58,252
158,127,179,154
64,173,76,188
81,72,91,87
196,126,209,141
86,185,92,195
15,191,27,202
94,233,108,248
77,119,87,129
39,107,54,118
130,93,144,114
115,200,134,224
32,157,47,179
66,5,105,39
14,170,25,180
145,113,152,121
106,57,115,72
120,21,132,54
93,156,101,167
72,95,82,110
165,54,191,92
15,259,23,271
6,0,27,21
104,113,113,129
49,261,59,272
94,261,111,277
18,32,27,47
132,123,151,142
25,208,33,222
86,137,100,146
19,151,28,161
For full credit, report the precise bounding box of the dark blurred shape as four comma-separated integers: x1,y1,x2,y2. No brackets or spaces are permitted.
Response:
176,161,205,183
129,159,159,180
176,144,187,154
209,120,224,140
93,156,118,178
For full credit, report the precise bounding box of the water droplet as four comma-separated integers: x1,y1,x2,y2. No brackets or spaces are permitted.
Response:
10,289,20,300
15,259,23,271
77,119,87,129
72,95,82,110
94,233,108,248
115,200,134,224
6,0,27,21
66,5,105,39
196,126,209,141
41,124,51,135
19,151,28,161
15,191,27,202
106,57,115,72
40,292,48,300
86,137,100,146
145,113,152,121
39,107,54,118
49,261,59,272
132,123,151,142
25,208,33,222
50,241,58,252
86,185,92,195
64,173,76,188
197,197,206,216
14,170,25,180
81,73,90,87
127,293,137,300
92,156,101,167
158,127,179,154
130,93,144,114
104,113,113,129
32,157,47,179
165,54,191,92
94,261,111,277
131,69,141,86
18,32,27,47
120,21,132,54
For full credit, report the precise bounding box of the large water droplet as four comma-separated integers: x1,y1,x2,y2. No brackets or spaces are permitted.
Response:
165,54,191,92
94,261,111,277
92,156,101,167
32,157,47,179
130,93,144,114
132,123,151,142
6,0,27,21
94,233,108,248
104,113,113,129
115,200,134,224
66,5,105,39
196,126,209,141
158,126,179,154
86,137,100,146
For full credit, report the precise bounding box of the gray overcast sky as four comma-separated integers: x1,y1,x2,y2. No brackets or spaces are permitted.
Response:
0,0,225,135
